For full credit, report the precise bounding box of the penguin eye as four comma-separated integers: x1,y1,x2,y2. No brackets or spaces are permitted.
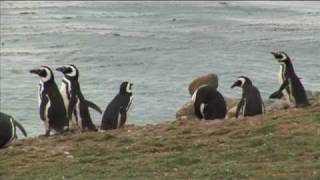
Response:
67,67,73,73
39,70,47,77
279,53,288,61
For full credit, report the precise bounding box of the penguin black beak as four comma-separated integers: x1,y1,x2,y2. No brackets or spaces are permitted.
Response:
231,81,241,88
270,52,282,59
29,69,41,75
56,66,66,73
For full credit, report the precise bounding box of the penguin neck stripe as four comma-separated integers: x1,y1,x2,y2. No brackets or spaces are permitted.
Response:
66,66,77,77
238,78,246,87
280,53,287,61
126,83,132,93
41,68,52,82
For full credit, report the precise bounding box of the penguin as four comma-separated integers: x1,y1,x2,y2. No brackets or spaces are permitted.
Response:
101,81,133,130
231,76,265,118
191,84,227,120
269,51,310,108
30,66,69,136
56,64,102,132
0,112,27,148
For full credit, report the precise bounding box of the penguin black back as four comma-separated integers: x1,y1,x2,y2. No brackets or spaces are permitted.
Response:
270,52,310,108
191,85,227,120
231,76,264,118
101,81,133,130
0,112,27,148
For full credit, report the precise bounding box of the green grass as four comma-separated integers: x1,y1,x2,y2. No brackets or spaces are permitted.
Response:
1,104,320,180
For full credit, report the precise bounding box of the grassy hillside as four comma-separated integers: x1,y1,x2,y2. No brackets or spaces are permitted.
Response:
1,104,320,180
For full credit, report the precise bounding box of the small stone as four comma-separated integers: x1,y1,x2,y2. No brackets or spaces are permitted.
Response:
226,105,237,119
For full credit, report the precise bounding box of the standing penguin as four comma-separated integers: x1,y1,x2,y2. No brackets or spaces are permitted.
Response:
30,66,69,136
101,81,133,130
231,76,265,118
269,51,310,108
0,112,27,148
56,64,102,132
191,85,227,120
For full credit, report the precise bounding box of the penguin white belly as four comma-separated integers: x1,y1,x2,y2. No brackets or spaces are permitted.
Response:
127,97,133,113
44,95,51,131
200,103,205,118
75,99,82,129
60,82,69,110
61,80,78,127
242,98,247,116
38,82,44,108
288,79,295,104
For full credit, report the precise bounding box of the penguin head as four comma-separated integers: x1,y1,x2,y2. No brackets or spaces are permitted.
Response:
231,76,252,88
56,64,79,79
30,66,54,82
119,81,133,95
271,51,290,63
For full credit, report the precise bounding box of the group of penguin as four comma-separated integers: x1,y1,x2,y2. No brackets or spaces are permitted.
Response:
192,51,310,120
0,51,311,148
29,64,134,135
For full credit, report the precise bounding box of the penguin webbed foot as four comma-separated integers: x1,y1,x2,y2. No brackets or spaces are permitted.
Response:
269,91,283,99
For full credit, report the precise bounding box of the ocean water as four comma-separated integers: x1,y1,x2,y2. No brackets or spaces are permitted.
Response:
1,1,319,137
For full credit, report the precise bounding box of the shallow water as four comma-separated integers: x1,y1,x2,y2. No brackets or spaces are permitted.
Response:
1,1,319,137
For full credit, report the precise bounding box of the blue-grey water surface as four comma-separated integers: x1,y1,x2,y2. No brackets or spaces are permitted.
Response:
1,1,319,137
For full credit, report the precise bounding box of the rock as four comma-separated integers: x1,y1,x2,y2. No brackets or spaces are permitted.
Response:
224,97,239,109
306,90,320,104
219,2,228,5
226,105,237,119
19,12,36,15
188,74,218,96
176,101,197,121
264,99,290,112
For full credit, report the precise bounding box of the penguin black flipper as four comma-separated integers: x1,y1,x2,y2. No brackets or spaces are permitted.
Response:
86,100,102,114
40,95,48,121
270,79,288,99
13,119,27,137
119,107,127,128
278,79,289,93
269,91,283,99
68,95,77,119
